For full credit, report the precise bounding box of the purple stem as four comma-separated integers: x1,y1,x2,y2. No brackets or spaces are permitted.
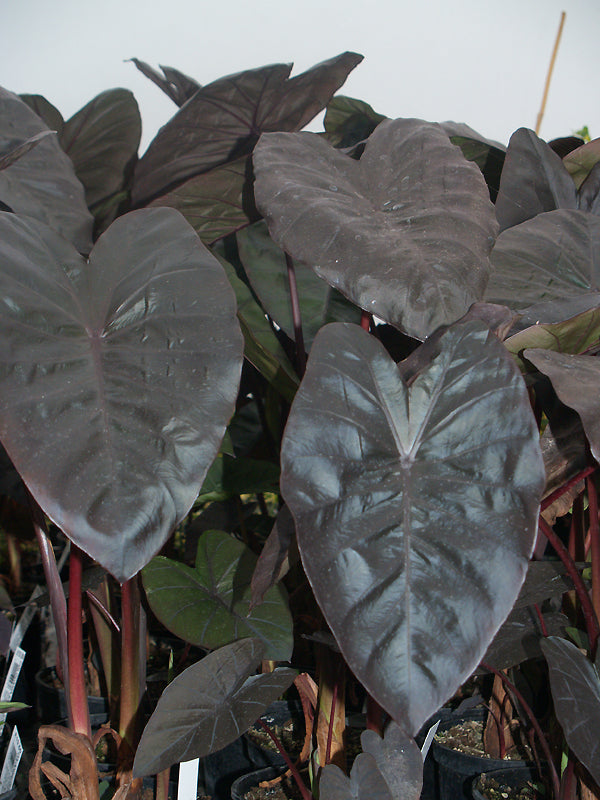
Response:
538,517,600,653
68,544,92,737
481,662,560,799
285,253,306,377
256,719,312,800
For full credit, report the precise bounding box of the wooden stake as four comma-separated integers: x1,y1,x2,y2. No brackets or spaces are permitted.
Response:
535,11,566,135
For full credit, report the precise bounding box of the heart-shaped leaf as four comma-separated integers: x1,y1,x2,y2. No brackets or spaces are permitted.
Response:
237,221,361,347
60,89,141,211
0,208,243,581
542,636,600,785
320,753,394,800
281,321,545,734
133,638,297,776
132,53,363,205
360,723,423,800
524,349,600,462
254,119,498,340
0,87,93,252
142,530,293,660
495,128,577,231
486,209,600,311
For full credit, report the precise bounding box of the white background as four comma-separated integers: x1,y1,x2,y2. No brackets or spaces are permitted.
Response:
2,0,598,151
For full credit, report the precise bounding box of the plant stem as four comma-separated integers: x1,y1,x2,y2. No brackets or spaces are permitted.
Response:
480,662,560,800
540,466,596,511
586,474,600,642
538,517,600,653
360,311,371,332
119,575,142,749
68,544,92,738
285,252,306,377
256,719,313,800
29,496,69,696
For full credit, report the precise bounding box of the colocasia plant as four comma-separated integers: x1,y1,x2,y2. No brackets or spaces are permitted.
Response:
0,50,599,800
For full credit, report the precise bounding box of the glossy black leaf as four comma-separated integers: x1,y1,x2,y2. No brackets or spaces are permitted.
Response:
254,119,498,340
132,53,362,205
129,58,200,106
60,89,141,211
0,208,243,581
0,87,93,252
486,209,600,312
281,321,545,734
524,349,600,462
495,128,577,232
542,636,600,784
133,638,296,776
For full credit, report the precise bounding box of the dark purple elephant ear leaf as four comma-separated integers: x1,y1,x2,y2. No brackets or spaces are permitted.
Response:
524,348,600,463
0,207,243,581
319,753,393,800
129,58,200,106
495,128,578,231
281,320,545,734
253,118,498,340
132,53,362,205
0,87,93,253
541,636,600,785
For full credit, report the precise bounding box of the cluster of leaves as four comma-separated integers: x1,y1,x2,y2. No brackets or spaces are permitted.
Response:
1,50,600,799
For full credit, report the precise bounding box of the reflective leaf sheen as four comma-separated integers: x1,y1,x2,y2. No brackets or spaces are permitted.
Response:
542,636,600,784
0,208,243,581
254,119,498,340
0,87,93,252
133,638,296,776
281,321,544,734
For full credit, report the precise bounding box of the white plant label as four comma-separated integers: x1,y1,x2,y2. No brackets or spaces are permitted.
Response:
0,647,26,728
0,725,23,793
420,719,440,760
178,758,199,800
9,585,43,653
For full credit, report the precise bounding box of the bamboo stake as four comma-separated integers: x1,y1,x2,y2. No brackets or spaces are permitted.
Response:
535,11,566,135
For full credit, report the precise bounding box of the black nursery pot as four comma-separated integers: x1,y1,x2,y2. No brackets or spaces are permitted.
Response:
472,764,542,800
230,766,287,800
35,666,108,724
244,698,304,769
431,710,531,800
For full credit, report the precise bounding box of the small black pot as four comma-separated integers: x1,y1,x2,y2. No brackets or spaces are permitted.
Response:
472,764,542,800
35,667,108,724
431,710,531,800
230,766,287,800
244,699,304,769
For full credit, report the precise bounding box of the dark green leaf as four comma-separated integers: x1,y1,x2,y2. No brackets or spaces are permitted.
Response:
0,208,243,581
254,119,498,340
0,87,93,252
323,95,386,148
564,138,600,190
133,638,296,776
198,455,280,503
150,156,258,244
133,53,363,205
237,221,361,347
142,530,293,660
542,636,600,784
281,321,544,734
